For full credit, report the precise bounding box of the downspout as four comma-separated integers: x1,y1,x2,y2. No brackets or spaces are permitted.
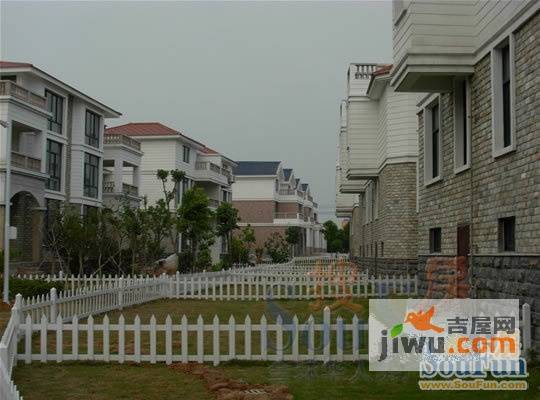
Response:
468,85,474,299
2,120,11,304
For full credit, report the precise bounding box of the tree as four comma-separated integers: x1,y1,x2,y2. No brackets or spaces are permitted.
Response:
176,187,215,272
264,232,289,263
285,226,302,256
156,169,185,253
322,220,349,253
241,224,256,253
215,202,240,258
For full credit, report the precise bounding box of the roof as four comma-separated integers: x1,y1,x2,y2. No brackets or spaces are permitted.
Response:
301,183,309,191
202,146,219,155
233,161,281,176
295,178,300,188
372,64,392,77
0,60,121,117
0,61,32,68
106,122,182,137
283,168,293,180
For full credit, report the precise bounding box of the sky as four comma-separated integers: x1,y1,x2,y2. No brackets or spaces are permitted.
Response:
0,1,392,221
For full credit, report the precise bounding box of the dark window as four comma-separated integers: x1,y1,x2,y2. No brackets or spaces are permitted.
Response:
1,75,16,82
45,90,63,133
498,216,515,252
381,242,384,258
183,145,190,163
429,227,442,253
431,103,440,178
182,177,190,196
46,140,62,191
460,80,468,165
83,153,99,198
501,44,511,148
85,110,100,147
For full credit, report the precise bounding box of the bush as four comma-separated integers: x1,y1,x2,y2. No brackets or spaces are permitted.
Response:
264,232,289,263
0,277,65,301
195,247,212,271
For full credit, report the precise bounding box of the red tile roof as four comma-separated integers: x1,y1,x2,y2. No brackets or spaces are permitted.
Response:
201,146,219,155
0,61,33,69
106,122,183,137
373,64,392,76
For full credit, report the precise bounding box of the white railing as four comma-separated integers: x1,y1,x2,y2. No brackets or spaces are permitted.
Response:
0,295,23,400
18,307,367,366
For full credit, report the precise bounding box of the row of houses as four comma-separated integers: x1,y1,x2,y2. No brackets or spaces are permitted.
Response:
336,1,539,348
0,62,325,270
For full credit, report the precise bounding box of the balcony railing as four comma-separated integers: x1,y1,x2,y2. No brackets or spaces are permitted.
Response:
102,181,139,197
103,181,114,193
195,162,232,183
274,212,304,220
104,133,141,151
11,151,41,172
0,81,47,110
278,189,296,195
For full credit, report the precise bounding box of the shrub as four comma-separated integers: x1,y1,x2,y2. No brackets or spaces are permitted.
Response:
195,247,212,271
0,277,65,301
264,232,289,263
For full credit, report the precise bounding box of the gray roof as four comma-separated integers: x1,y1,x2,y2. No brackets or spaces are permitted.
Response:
234,161,281,176
283,168,293,180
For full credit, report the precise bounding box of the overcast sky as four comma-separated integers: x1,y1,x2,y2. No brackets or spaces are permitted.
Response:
1,1,392,221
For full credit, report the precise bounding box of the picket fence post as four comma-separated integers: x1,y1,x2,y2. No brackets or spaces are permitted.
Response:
118,277,124,310
49,288,57,323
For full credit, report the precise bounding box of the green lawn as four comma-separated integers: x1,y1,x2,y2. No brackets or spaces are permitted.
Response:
11,299,540,400
13,361,540,400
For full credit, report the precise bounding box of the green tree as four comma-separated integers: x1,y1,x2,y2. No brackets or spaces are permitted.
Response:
241,224,256,253
322,220,349,253
176,187,215,272
215,202,240,259
285,226,302,256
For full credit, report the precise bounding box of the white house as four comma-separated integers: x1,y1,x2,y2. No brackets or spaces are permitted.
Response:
105,122,236,263
0,61,121,267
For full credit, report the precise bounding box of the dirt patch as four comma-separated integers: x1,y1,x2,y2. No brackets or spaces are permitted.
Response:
170,363,293,400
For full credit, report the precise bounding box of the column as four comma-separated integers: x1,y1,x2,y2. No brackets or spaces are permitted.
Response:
113,159,123,193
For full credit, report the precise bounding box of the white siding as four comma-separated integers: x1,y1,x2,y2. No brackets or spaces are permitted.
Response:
346,100,379,173
385,88,418,160
231,177,276,200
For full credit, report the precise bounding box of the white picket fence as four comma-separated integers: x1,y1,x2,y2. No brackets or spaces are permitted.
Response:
1,295,23,400
18,307,368,366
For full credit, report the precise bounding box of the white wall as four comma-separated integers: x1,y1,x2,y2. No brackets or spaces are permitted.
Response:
232,177,276,200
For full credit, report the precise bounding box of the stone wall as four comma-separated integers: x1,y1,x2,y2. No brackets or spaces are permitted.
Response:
352,256,417,276
415,12,539,350
350,161,418,267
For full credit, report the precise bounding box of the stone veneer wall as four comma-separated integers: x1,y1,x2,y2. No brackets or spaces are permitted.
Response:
351,162,418,265
416,13,539,349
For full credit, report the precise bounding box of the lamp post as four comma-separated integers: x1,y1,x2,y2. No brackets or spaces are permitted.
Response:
1,119,10,304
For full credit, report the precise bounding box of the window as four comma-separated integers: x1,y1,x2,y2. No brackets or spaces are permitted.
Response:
454,79,470,171
83,153,100,198
429,228,442,253
46,140,62,191
492,38,514,156
45,90,64,134
182,177,190,196
0,75,16,82
498,216,515,252
182,145,190,163
424,99,442,183
85,110,100,147
381,242,384,258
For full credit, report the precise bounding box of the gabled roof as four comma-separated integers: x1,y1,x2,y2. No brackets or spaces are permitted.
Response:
295,178,300,188
283,168,293,180
0,60,121,117
234,161,280,176
301,183,309,191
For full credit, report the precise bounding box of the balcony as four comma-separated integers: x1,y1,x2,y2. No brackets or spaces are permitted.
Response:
391,1,478,92
102,181,139,197
195,162,232,185
104,133,141,151
0,81,47,110
11,151,41,172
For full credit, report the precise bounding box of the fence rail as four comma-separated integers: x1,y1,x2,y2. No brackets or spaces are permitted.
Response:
19,307,368,366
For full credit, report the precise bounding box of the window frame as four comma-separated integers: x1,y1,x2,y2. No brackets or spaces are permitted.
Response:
45,139,62,192
85,109,101,148
491,36,516,158
429,227,442,254
182,145,190,164
453,78,471,174
423,97,443,186
45,90,64,134
83,153,100,198
498,216,516,252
